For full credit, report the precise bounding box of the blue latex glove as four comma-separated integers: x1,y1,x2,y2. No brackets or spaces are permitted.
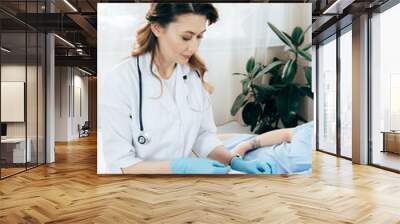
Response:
230,156,277,174
170,158,231,174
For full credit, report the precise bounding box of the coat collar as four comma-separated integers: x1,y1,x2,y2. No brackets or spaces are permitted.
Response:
140,51,192,80
138,52,193,115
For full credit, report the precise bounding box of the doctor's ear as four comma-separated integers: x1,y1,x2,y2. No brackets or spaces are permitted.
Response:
150,23,164,37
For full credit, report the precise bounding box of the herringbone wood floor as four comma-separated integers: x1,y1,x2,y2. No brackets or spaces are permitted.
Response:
1,134,400,224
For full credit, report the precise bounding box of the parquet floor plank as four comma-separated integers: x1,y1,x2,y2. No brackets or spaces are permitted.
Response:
1,134,400,223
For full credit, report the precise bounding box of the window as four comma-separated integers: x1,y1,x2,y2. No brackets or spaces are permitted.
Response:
317,36,337,155
0,1,47,179
339,28,352,158
371,3,400,171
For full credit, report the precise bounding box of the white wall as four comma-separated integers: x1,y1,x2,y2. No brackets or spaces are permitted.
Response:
55,67,89,141
1,65,38,137
72,72,89,138
98,3,312,128
55,66,68,141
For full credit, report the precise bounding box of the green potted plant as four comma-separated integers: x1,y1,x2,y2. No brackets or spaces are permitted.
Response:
230,22,313,134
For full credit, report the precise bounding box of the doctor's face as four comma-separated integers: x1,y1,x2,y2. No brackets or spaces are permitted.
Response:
152,13,207,64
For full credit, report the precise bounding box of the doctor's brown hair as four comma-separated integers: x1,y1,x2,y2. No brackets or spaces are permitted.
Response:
132,3,219,94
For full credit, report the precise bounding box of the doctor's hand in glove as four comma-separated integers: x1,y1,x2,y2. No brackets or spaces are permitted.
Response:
230,155,277,174
170,158,231,174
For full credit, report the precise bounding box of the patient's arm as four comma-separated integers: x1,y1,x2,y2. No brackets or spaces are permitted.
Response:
207,145,236,165
232,128,293,157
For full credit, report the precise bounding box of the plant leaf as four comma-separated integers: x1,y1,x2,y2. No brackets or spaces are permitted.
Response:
268,22,295,50
241,78,251,95
282,59,297,84
298,24,311,47
246,57,256,74
276,84,302,127
296,114,308,123
233,72,247,77
253,84,277,101
242,102,261,128
283,31,293,43
255,60,284,79
304,66,312,87
302,43,312,52
230,93,246,116
300,86,314,99
297,48,312,61
291,26,304,46
272,57,280,62
270,57,283,76
250,63,262,78
270,74,283,84
255,121,276,134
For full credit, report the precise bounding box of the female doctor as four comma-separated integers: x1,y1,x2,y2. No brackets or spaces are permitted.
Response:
100,3,276,174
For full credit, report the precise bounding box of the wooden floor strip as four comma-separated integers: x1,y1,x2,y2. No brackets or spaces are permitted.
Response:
0,134,400,223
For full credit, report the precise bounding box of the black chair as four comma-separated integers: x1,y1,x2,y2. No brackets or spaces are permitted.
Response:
79,121,90,138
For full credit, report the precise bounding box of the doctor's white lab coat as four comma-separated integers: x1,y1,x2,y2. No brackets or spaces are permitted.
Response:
99,52,223,174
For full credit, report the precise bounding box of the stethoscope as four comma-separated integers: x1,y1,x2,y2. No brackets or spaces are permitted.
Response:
135,55,201,145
